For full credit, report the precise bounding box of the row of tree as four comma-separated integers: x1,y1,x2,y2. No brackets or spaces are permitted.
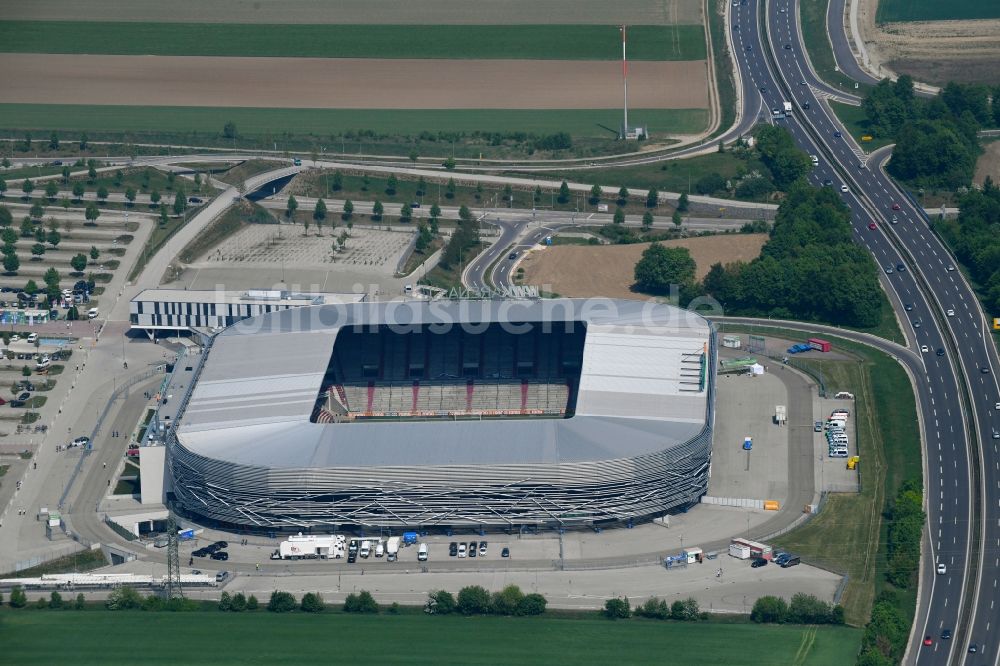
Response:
885,478,924,589
604,595,704,621
4,588,86,609
935,180,1000,314
863,77,997,188
749,593,845,625
425,584,546,616
438,205,480,271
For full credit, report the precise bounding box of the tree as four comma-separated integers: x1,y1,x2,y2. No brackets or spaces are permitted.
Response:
105,586,143,610
634,243,696,294
557,180,571,204
445,178,456,199
372,200,384,221
754,125,812,189
45,181,59,202
150,190,161,206
331,170,343,191
534,185,543,204
49,131,59,150
604,597,631,619
87,165,97,182
21,179,34,199
3,253,19,274
43,267,60,289
429,202,441,222
30,244,45,259
71,253,87,273
22,365,32,377
750,595,789,623
72,181,85,202
589,183,602,205
30,201,44,221
678,192,689,212
9,586,27,608
3,228,18,245
443,156,456,170
230,592,247,612
426,590,456,615
416,176,427,196
74,593,86,610
97,185,109,203
386,174,398,195
361,174,370,191
456,585,491,615
79,133,88,150
84,204,99,225
670,597,700,621
645,187,659,208
223,120,237,139
19,218,32,237
60,165,70,183
617,185,629,206
166,171,176,190
642,211,654,230
286,195,298,218
266,590,296,613
173,190,187,216
300,592,325,613
672,210,683,228
125,187,136,207
415,223,432,252
0,206,10,227
113,169,124,187
400,203,413,223
20,133,31,152
517,593,547,616
343,590,379,614
490,585,525,616
193,172,202,191
0,179,6,198
246,595,259,611
474,182,484,201
158,205,169,228
613,208,625,225
788,593,835,624
313,198,327,221
341,199,354,221
218,592,232,612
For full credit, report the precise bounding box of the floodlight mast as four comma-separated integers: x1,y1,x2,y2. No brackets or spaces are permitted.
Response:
622,25,629,136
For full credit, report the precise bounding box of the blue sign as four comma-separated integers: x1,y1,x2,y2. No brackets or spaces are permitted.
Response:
178,529,195,540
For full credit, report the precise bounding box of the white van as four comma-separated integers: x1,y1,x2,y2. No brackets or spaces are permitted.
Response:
417,543,428,561
87,307,99,319
26,333,37,344
375,542,385,558
359,541,371,558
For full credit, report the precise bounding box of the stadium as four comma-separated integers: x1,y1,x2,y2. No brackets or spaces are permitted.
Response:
167,298,717,530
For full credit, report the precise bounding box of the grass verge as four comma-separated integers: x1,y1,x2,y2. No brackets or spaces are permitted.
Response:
0,23,707,61
829,101,893,152
0,105,708,142
400,237,444,277
719,323,920,628
1,548,107,578
420,242,484,292
0,610,861,665
708,0,736,135
799,0,865,91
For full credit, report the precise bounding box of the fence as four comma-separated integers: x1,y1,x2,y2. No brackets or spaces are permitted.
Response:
0,542,88,577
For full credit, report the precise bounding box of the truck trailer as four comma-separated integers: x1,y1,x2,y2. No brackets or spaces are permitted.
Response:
386,536,400,562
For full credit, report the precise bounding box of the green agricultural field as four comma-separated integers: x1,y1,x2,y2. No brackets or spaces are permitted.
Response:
0,22,707,61
876,0,1000,22
0,610,861,665
0,105,708,140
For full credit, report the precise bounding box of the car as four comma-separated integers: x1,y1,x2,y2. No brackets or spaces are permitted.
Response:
479,541,487,556
213,540,228,549
51,160,63,166
941,629,951,640
17,392,30,401
840,185,849,193
192,549,209,558
969,644,978,653
215,571,229,582
410,202,421,208
799,80,807,85
946,265,955,272
449,541,458,556
26,333,37,343
920,345,929,353
890,215,898,224
992,430,999,440
834,131,842,138
468,541,477,557
750,558,768,568
982,367,991,374
508,252,518,260
822,179,833,186
759,86,767,93
779,7,787,12
867,222,877,230
188,197,203,204
292,158,302,166
923,636,933,646
9,400,25,408
896,263,905,272
814,421,823,432
745,45,753,52
458,543,467,558
783,44,791,50
70,436,90,448
996,402,1000,410
501,547,510,558
936,348,945,356
10,334,19,342
904,303,913,311
937,563,947,575
802,101,810,109
913,320,921,328
891,203,901,211
884,266,893,274
946,309,955,316
858,162,867,169
210,551,229,561
347,552,357,563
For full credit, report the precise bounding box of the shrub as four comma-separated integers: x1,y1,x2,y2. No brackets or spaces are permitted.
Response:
490,584,524,616
604,597,631,619
388,602,400,615
426,590,456,615
267,590,297,613
670,597,700,621
246,595,259,611
516,593,547,616
230,593,247,612
106,586,143,610
344,590,378,614
787,593,834,624
457,585,491,616
638,597,670,620
218,591,232,612
142,595,165,611
750,595,788,623
300,592,325,613
35,597,48,609
74,593,85,610
49,591,63,609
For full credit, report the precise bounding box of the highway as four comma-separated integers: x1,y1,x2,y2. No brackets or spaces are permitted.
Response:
733,0,1000,663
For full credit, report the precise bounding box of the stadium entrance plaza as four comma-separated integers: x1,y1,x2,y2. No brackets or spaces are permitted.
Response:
0,334,849,610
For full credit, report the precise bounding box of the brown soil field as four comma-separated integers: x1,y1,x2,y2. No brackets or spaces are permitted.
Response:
0,54,709,109
974,141,1000,187
4,0,703,25
520,234,767,299
860,0,1000,85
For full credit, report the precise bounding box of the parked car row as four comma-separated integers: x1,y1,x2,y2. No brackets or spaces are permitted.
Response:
823,409,850,458
192,540,228,559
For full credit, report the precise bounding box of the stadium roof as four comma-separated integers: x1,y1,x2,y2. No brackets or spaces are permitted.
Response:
177,299,713,468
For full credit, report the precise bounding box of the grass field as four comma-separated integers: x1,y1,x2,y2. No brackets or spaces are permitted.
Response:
0,105,708,140
0,22,707,61
720,324,919,626
876,0,1000,22
0,610,861,665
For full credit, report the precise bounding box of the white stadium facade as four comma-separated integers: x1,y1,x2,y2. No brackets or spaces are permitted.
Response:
166,298,717,530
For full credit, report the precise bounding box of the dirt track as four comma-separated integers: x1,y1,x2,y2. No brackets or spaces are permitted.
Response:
4,0,703,25
520,234,767,299
0,54,709,109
